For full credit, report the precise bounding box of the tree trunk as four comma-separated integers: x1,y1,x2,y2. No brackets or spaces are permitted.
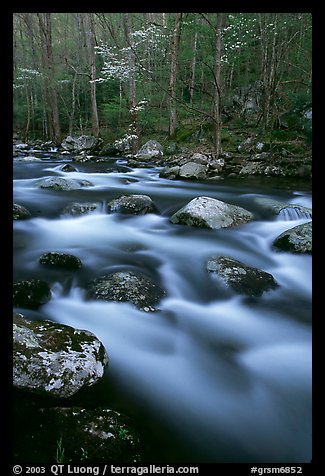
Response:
37,13,61,145
84,13,100,137
168,13,183,139
213,13,223,159
189,31,198,106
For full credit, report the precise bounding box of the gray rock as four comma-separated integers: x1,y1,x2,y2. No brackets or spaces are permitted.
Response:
190,152,209,164
273,221,312,254
39,252,82,270
136,140,163,159
107,194,157,215
13,203,31,220
170,196,253,229
13,404,143,463
59,163,78,172
61,135,102,154
159,166,180,180
179,162,207,180
13,279,51,309
13,313,108,398
36,177,93,191
88,271,166,311
253,198,312,220
62,202,101,216
207,256,279,296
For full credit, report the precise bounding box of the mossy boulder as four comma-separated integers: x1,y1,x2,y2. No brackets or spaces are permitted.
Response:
13,313,108,398
207,256,279,296
36,177,93,191
13,203,31,220
88,271,166,311
39,252,82,270
273,221,312,254
13,279,51,309
107,194,158,215
62,202,101,216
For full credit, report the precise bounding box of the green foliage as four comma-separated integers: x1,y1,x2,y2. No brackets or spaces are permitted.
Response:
55,436,65,463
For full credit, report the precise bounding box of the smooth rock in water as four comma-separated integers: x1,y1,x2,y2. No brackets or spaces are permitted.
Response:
207,256,279,296
62,202,101,216
88,271,166,311
273,221,312,254
13,313,108,398
136,140,163,159
13,279,51,309
170,196,253,229
13,403,143,463
159,166,180,180
58,163,78,172
107,194,157,215
39,252,82,270
13,203,31,220
253,197,312,220
179,162,207,180
36,177,92,191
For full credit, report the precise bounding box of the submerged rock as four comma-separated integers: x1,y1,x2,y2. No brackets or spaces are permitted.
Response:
88,271,165,311
170,196,253,229
253,197,312,220
13,279,51,309
13,203,31,220
207,256,279,296
62,202,101,216
107,194,158,215
36,177,93,191
13,313,108,398
39,252,82,270
273,221,312,254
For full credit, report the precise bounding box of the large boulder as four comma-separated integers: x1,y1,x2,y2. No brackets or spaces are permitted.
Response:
207,256,279,296
39,252,82,270
87,271,166,311
13,313,108,398
107,194,158,215
13,403,144,463
170,196,254,229
13,279,51,309
273,221,312,254
61,135,102,154
179,162,207,180
36,177,93,191
136,140,163,159
13,203,31,220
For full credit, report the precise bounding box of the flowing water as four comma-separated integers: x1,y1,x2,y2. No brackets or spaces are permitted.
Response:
13,151,312,463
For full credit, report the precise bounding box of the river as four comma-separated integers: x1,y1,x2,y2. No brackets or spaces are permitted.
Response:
13,151,312,463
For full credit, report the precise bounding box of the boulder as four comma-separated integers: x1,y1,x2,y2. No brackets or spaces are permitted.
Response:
273,221,312,254
13,203,31,220
159,166,180,180
87,271,166,311
13,313,108,398
207,256,279,296
170,196,254,229
61,135,102,154
62,202,101,216
136,140,163,159
36,177,93,191
39,252,82,270
13,279,51,309
179,162,207,180
107,194,157,215
13,403,144,463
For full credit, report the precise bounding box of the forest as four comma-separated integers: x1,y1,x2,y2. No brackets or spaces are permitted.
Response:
13,12,312,158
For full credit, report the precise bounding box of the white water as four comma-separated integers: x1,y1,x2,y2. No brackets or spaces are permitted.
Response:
13,157,312,463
